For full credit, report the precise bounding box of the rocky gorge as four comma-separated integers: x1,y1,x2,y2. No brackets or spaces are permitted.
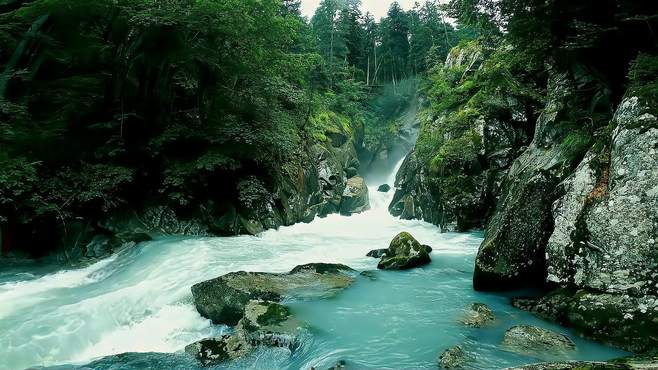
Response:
0,0,657,369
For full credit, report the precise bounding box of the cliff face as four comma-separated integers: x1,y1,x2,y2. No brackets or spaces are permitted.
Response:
390,42,531,232
474,90,658,352
397,41,658,352
507,95,658,353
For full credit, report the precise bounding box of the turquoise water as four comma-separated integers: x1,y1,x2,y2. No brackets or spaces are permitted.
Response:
0,160,627,370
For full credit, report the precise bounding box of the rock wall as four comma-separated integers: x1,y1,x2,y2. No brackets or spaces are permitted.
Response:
390,42,529,232
480,93,658,351
473,73,578,290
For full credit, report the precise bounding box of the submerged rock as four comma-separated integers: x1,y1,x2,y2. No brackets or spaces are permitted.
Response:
501,325,575,359
340,176,370,215
377,184,391,193
377,232,431,270
327,359,348,370
460,303,495,328
439,346,469,369
184,335,250,366
191,263,356,325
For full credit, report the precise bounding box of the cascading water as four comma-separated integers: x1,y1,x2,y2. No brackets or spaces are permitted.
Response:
0,156,627,370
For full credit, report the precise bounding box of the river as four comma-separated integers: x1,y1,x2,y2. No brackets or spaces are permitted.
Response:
0,158,627,370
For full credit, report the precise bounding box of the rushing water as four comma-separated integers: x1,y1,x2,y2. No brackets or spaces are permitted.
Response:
0,158,627,370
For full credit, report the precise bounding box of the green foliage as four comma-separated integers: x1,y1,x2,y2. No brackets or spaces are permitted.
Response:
628,53,658,112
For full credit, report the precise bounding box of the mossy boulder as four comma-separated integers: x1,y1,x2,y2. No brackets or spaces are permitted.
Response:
191,263,356,325
501,325,576,359
377,232,431,270
460,303,495,328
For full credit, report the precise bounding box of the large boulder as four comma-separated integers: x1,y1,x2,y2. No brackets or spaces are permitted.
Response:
473,72,578,291
377,232,431,270
460,303,495,328
340,176,370,215
501,325,575,359
191,263,356,325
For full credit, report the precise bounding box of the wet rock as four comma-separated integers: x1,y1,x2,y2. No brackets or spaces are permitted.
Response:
184,335,250,366
366,249,388,258
377,232,431,270
501,325,575,359
377,184,391,193
474,72,577,291
191,263,356,325
340,176,370,215
236,300,301,348
512,288,658,353
439,346,469,369
460,303,495,328
345,167,358,178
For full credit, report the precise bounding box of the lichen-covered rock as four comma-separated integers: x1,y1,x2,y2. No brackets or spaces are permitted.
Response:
501,325,575,359
377,232,431,270
460,303,495,328
513,288,658,353
340,176,370,215
191,263,356,325
439,346,469,369
546,96,658,296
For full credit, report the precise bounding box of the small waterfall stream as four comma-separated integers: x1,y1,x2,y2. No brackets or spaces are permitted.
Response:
0,156,627,370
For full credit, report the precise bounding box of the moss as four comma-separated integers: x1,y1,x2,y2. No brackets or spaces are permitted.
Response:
628,53,658,116
256,303,290,326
